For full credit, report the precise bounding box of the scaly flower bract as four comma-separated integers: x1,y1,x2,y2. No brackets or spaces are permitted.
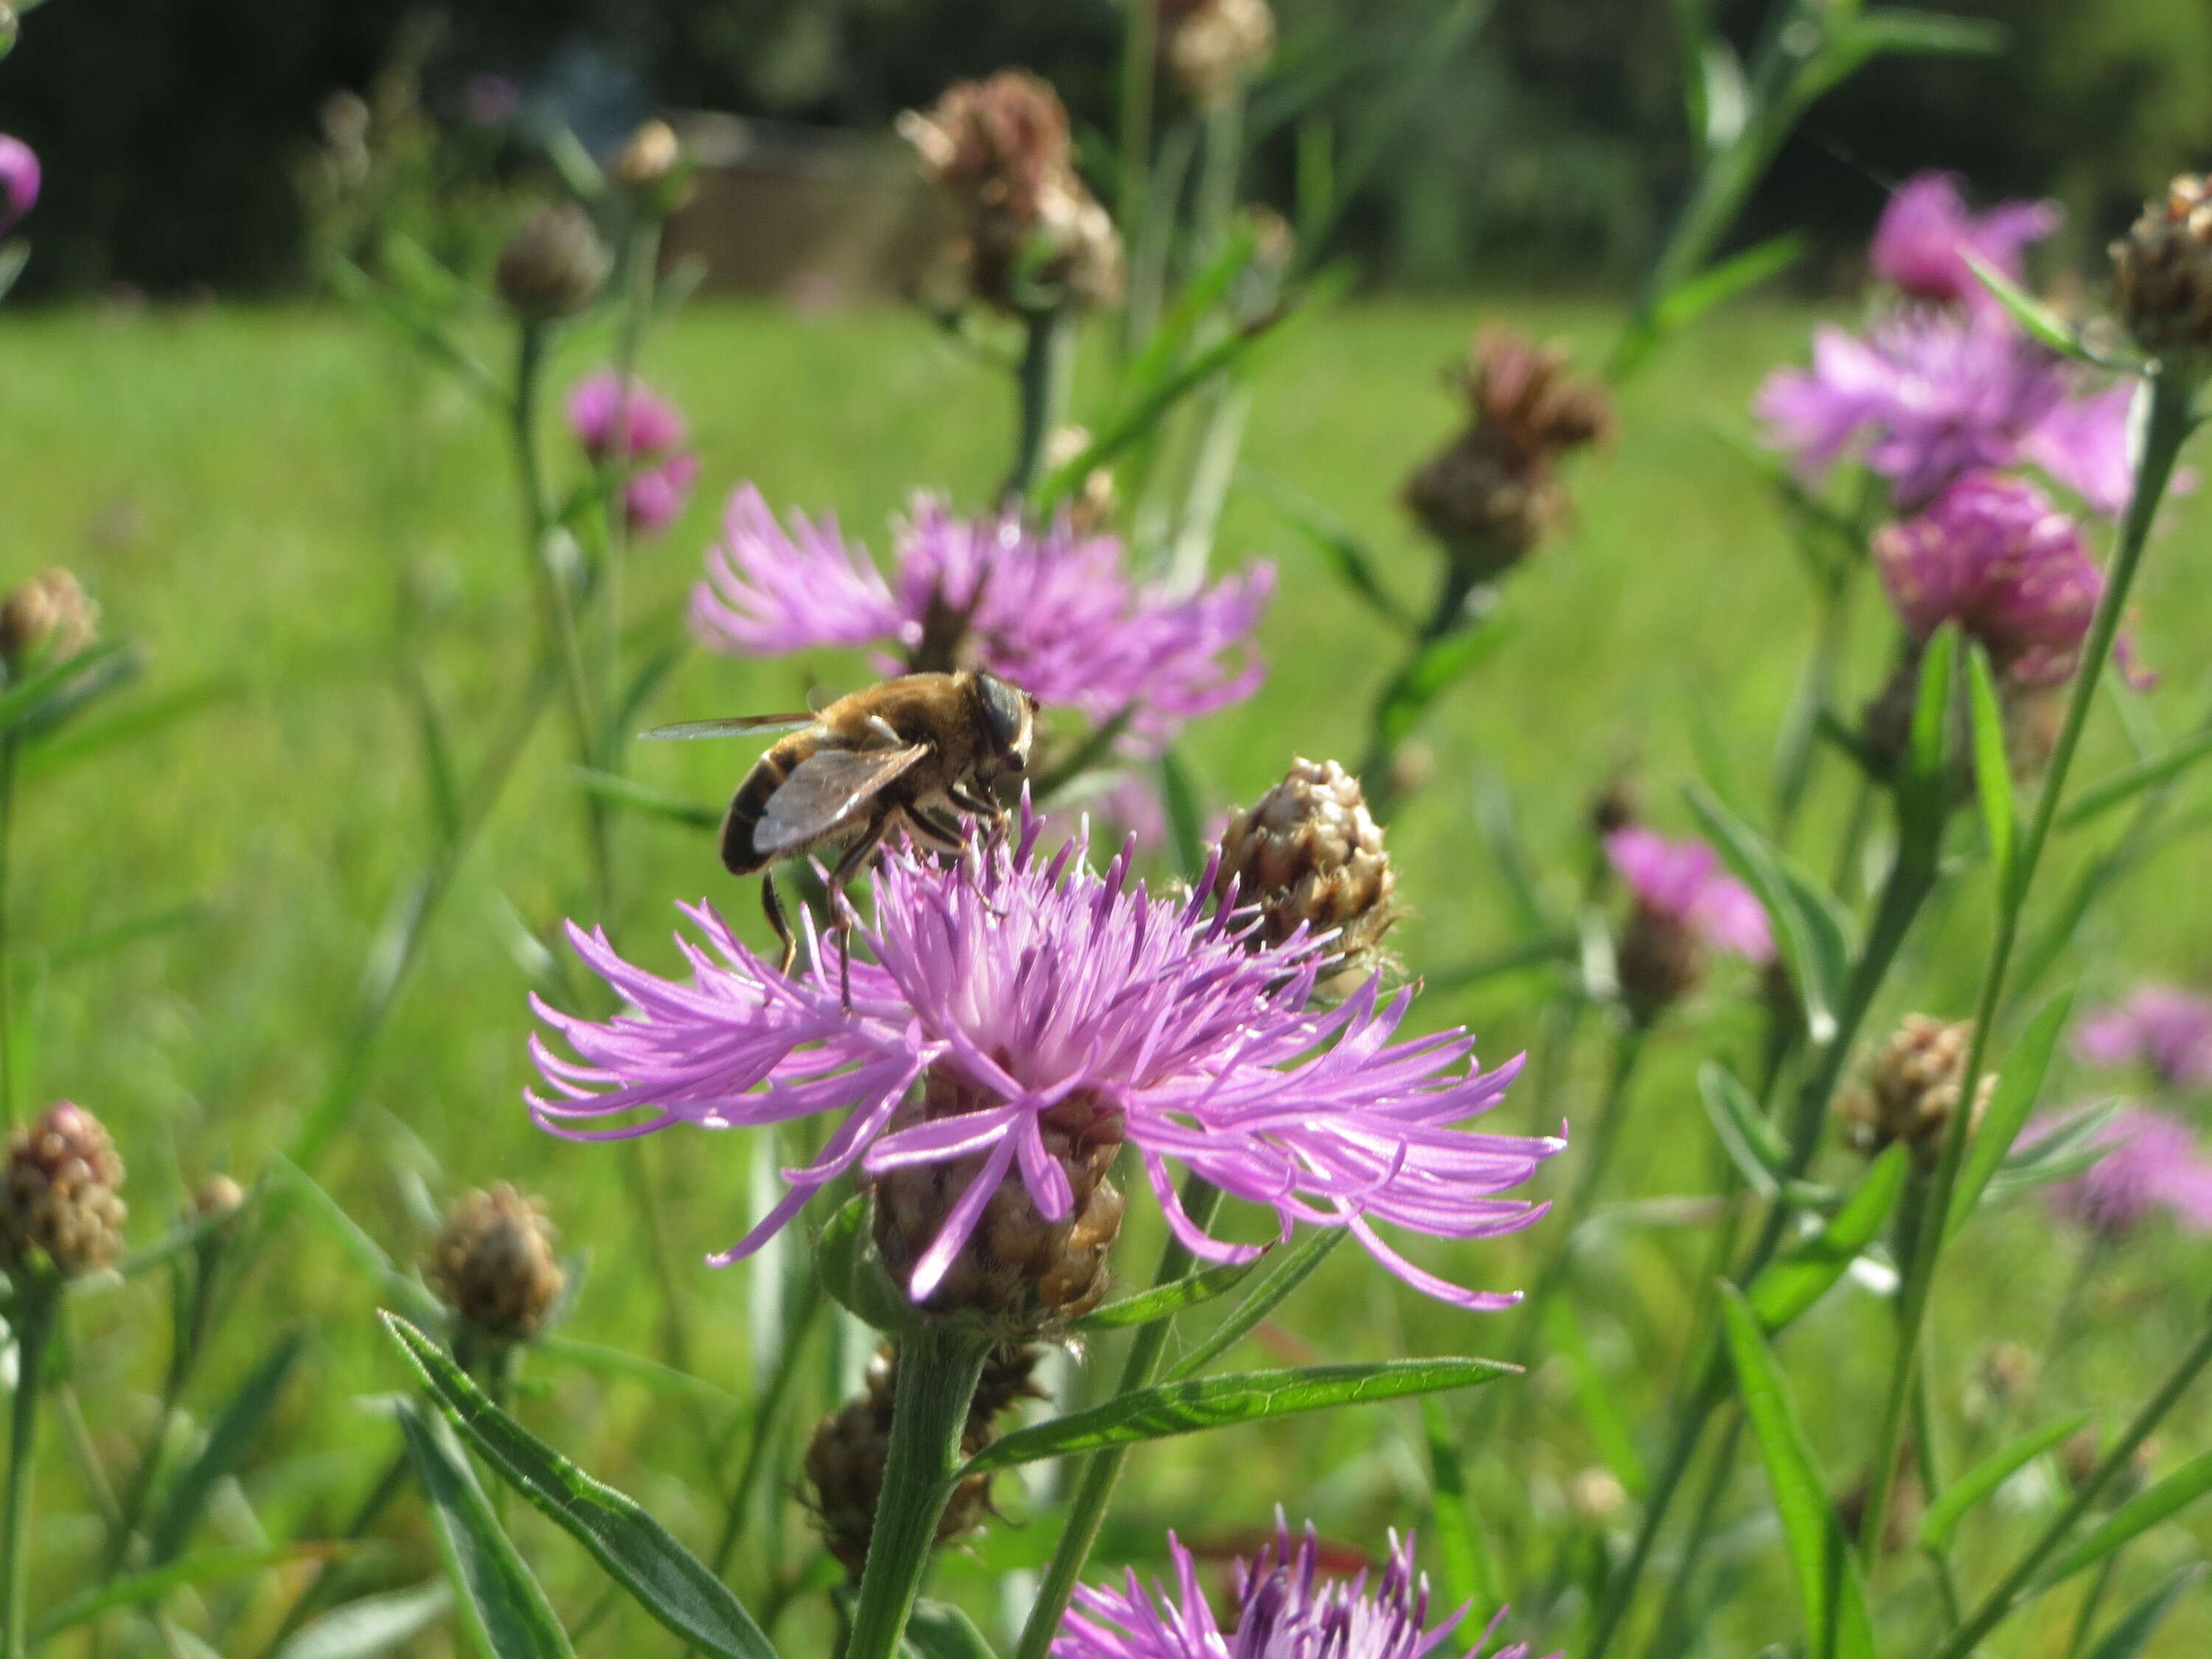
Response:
529,804,1557,1308
692,487,1272,748
1869,171,2059,310
2076,987,2212,1091
1603,828,1773,964
2033,1105,2212,1240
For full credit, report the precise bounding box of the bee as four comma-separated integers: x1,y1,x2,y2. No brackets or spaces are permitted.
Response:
644,669,1038,995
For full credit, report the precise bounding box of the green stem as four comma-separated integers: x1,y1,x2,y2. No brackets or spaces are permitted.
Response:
0,732,17,1125
1360,566,1481,816
1933,1315,2212,1659
2065,1552,2123,1659
1865,369,2197,1577
1773,565,1855,846
1014,1176,1226,1659
1637,1409,1742,1659
604,215,661,731
841,1324,994,1659
1116,0,1158,363
1005,309,1077,506
1,1284,53,1659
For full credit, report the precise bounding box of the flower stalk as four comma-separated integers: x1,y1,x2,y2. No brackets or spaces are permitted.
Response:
1006,307,1077,504
0,1280,52,1659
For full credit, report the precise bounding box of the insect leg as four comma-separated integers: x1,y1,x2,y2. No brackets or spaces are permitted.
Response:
901,807,965,855
946,782,998,818
826,813,894,1011
761,873,798,976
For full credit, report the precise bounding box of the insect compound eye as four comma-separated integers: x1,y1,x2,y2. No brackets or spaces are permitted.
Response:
975,672,1032,762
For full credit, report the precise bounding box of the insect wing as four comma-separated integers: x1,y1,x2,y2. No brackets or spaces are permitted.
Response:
640,713,818,741
754,744,930,856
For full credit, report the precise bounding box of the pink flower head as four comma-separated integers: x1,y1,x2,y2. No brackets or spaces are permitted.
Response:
1056,1513,1551,1659
530,804,1560,1309
1603,828,1773,964
621,451,700,538
2033,1105,2212,1241
1874,473,2124,688
566,372,698,539
1869,171,2059,310
2076,988,2212,1091
692,487,1273,750
0,136,38,235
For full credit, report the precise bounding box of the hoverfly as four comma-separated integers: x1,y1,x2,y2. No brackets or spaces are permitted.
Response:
644,669,1037,998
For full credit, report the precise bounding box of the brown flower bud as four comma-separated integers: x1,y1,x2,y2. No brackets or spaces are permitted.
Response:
0,568,99,675
614,120,681,190
1614,903,1703,1029
872,1073,1124,1334
804,1342,1044,1574
2110,175,2212,368
190,1174,246,1222
1840,1015,1994,1170
495,204,609,321
0,1102,127,1279
429,1184,566,1343
1164,0,1276,107
1589,776,1638,840
2063,1425,2158,1503
1215,757,1398,996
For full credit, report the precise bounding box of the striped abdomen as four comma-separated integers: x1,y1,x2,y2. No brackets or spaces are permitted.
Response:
720,736,810,874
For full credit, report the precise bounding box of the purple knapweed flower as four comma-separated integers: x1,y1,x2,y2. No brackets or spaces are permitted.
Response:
0,136,38,235
529,804,1559,1308
566,372,698,538
2076,987,2212,1091
1054,1513,1549,1659
691,487,1272,750
1873,473,2129,688
1869,171,2060,311
2031,1105,2212,1241
1604,829,1773,964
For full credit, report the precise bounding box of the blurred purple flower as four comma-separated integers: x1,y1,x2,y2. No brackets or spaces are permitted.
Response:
465,73,522,128
566,372,698,539
2032,1105,2212,1241
692,488,1272,749
1870,171,2059,310
1603,828,1773,964
1873,473,2129,689
530,805,1559,1307
620,452,700,538
1055,1514,1548,1659
0,136,38,235
2076,987,2212,1090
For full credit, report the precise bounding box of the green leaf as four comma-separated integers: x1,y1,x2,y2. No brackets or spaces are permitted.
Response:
535,1335,745,1412
21,673,242,782
1245,470,1413,634
1947,990,2075,1239
32,1544,333,1639
149,1330,307,1562
1544,1300,1646,1493
960,1358,1515,1477
1851,8,2006,56
1070,1256,1265,1332
1718,1287,1877,1659
1747,1145,1907,1334
328,258,502,406
270,1582,454,1659
1653,234,1804,334
1700,1061,1790,1197
1119,216,1263,402
1421,1397,1498,1625
1158,748,1207,882
2037,1444,2212,1588
1965,644,2017,897
1954,255,2101,364
571,768,721,831
380,1312,779,1659
1685,785,1848,1044
2059,725,2212,832
1986,1101,2119,1200
902,1599,1000,1659
2079,1562,2208,1659
1904,625,1958,827
1163,1225,1348,1382
815,1194,918,1337
397,1404,577,1659
0,639,134,739
1919,1413,2093,1555
1373,622,1512,748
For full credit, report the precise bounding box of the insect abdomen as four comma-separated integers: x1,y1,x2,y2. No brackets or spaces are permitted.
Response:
722,739,805,874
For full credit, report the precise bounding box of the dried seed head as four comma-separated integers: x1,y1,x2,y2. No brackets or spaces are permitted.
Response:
2110,175,2212,369
1568,1467,1627,1528
495,204,610,321
1453,328,1615,459
1615,903,1703,1028
0,568,99,675
1215,757,1398,996
1045,425,1118,532
804,1342,1044,1575
1840,1015,1994,1170
429,1184,566,1343
1164,0,1276,107
872,1074,1125,1335
0,1102,127,1279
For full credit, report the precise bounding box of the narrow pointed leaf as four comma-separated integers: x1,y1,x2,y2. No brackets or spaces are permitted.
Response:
149,1330,307,1562
1374,622,1512,748
32,1544,334,1638
397,1405,575,1659
1962,251,2098,363
271,1581,454,1659
1965,645,2017,895
1700,1061,1788,1197
571,768,721,831
1919,1413,2093,1555
961,1358,1516,1477
1947,990,2075,1239
1544,1300,1646,1493
2037,1444,2212,1589
1749,1146,1908,1334
902,1600,1000,1659
380,1312,779,1658
1245,470,1413,634
1686,785,1845,1043
1903,625,1958,827
2059,725,2212,832
2079,1562,2208,1659
1719,1287,1877,1659
1070,1256,1265,1332
1652,234,1804,333
1163,1225,1346,1382
1422,1397,1498,1624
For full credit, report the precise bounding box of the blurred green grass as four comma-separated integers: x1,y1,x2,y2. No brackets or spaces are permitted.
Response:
5,295,2211,1653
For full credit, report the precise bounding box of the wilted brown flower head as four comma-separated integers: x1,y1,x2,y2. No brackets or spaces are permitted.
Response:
899,72,1124,313
495,204,610,321
429,1183,566,1343
2110,175,2212,366
1403,329,1613,585
1215,757,1398,997
872,1071,1125,1335
0,568,99,675
805,1341,1043,1574
1164,0,1276,107
1841,1015,1994,1169
0,1102,127,1279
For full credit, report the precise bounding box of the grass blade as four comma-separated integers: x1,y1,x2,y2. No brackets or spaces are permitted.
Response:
2079,1562,2208,1659
1748,1145,1907,1334
1919,1413,2093,1556
1946,990,2075,1239
148,1330,307,1562
1965,644,2017,897
1421,1397,1498,1627
1162,1225,1346,1382
269,1581,454,1659
1069,1256,1265,1332
2037,1444,2212,1589
903,1599,1000,1659
1699,1060,1787,1197
1543,1299,1646,1493
32,1544,333,1639
1373,622,1512,748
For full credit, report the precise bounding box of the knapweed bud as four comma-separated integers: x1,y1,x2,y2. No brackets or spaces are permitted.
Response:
1164,0,1276,108
614,119,680,190
0,1102,127,1279
804,1342,1043,1574
1568,1467,1627,1528
429,1184,566,1343
2110,175,2212,369
190,1174,246,1222
495,204,610,321
1840,1015,1994,1169
0,568,98,675
1589,776,1639,841
1614,905,1702,1028
1045,425,1117,532
1215,757,1398,995
872,1074,1124,1333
